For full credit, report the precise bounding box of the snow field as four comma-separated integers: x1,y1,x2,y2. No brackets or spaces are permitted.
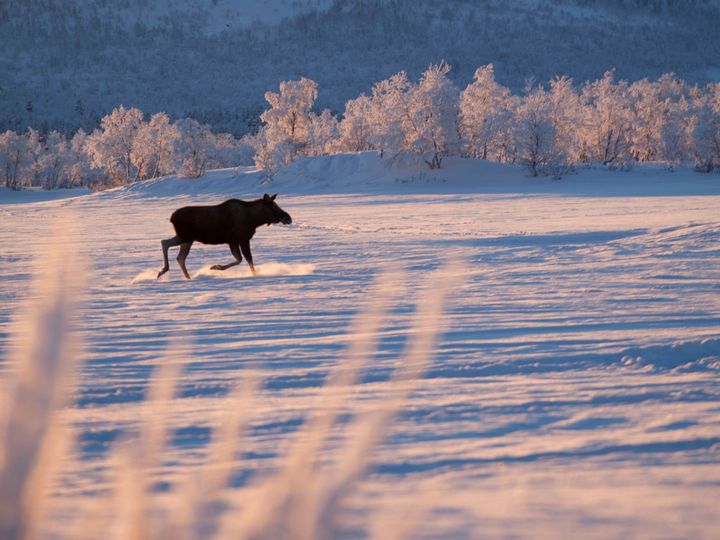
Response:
1,155,720,538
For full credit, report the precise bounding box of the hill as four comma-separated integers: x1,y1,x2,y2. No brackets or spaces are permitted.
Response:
2,0,719,135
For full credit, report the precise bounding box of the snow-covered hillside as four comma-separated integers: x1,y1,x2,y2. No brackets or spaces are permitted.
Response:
202,0,334,33
1,156,719,538
2,0,719,135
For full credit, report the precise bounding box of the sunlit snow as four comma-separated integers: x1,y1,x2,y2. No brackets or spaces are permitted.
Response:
1,155,719,538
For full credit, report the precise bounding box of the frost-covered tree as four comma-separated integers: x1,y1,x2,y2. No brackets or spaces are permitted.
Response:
210,132,242,169
512,86,563,177
659,96,693,166
655,75,693,165
630,74,694,165
338,94,373,152
0,129,83,189
132,112,179,179
247,130,292,175
366,72,411,157
459,64,516,161
402,62,460,169
85,106,145,183
307,109,340,156
579,71,633,166
23,128,44,186
68,129,100,186
252,78,318,172
691,83,720,172
0,130,28,189
174,118,214,178
548,76,582,164
36,131,71,189
629,78,662,161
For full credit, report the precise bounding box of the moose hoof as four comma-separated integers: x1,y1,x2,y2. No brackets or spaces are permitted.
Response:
210,264,222,271
157,268,168,279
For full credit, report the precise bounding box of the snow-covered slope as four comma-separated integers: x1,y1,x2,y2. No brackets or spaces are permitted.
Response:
0,186,91,205
83,152,720,198
2,158,720,538
2,0,719,134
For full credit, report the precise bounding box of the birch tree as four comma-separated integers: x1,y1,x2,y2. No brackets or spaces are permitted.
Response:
252,78,318,172
132,112,179,179
85,106,145,183
0,131,28,190
402,62,460,169
459,64,516,161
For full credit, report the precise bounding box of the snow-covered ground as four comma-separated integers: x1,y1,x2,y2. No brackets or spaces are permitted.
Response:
0,186,91,205
1,155,720,538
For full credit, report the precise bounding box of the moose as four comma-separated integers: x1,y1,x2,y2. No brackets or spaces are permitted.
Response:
157,193,292,280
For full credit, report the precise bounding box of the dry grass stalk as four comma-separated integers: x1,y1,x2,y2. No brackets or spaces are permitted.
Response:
2,257,464,540
0,213,86,540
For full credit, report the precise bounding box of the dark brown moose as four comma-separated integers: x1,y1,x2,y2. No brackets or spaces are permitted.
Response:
157,193,292,279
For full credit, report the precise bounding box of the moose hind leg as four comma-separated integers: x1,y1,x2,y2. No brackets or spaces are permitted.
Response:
211,243,242,271
158,236,182,278
176,241,193,280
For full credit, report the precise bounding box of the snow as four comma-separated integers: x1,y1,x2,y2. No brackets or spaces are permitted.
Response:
1,154,720,538
0,186,91,205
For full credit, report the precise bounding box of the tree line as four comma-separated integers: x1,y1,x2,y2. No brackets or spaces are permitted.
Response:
0,109,250,190
2,64,719,190
247,64,720,177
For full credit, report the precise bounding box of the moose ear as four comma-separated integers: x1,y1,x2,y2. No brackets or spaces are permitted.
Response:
270,193,277,201
263,193,270,201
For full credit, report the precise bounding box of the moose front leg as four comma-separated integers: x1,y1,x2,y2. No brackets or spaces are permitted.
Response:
239,240,256,276
176,241,193,280
158,235,182,278
211,243,242,271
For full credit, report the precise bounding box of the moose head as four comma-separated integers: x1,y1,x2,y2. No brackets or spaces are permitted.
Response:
262,193,293,225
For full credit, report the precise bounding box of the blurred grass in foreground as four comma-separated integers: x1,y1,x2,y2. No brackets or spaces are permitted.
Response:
0,225,464,540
